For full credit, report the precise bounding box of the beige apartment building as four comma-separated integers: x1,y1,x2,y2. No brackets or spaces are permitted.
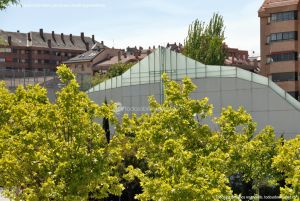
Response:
64,42,120,75
259,0,300,100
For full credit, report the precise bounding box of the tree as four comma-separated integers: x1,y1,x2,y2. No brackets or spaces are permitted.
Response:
92,62,135,86
0,64,123,200
272,136,300,200
103,98,110,143
117,74,285,201
122,74,241,201
107,62,135,79
0,0,20,10
183,13,226,65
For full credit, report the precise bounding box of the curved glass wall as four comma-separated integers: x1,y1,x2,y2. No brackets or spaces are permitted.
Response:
87,47,300,111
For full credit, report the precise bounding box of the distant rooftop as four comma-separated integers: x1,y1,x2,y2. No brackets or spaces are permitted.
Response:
0,29,99,51
259,0,299,12
64,42,106,63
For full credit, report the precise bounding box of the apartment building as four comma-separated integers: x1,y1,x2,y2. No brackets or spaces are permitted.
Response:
94,46,152,73
259,0,300,99
64,42,120,75
0,29,98,72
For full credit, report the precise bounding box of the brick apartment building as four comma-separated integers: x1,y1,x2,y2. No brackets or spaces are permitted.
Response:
259,0,300,100
224,44,260,72
0,29,98,72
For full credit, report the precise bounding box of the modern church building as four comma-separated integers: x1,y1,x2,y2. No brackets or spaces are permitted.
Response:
87,47,300,138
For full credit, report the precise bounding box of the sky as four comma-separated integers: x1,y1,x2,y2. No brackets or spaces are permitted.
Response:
0,0,262,55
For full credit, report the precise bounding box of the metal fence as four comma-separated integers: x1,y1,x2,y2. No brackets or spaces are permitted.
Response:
0,69,93,92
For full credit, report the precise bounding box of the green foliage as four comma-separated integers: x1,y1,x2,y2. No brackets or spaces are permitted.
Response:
121,75,237,201
0,0,20,10
92,72,108,86
118,74,286,201
183,13,226,65
0,64,299,201
57,64,76,83
273,136,300,200
107,62,135,79
92,62,135,86
0,65,123,200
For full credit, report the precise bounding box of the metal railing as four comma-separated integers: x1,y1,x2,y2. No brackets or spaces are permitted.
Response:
0,68,93,91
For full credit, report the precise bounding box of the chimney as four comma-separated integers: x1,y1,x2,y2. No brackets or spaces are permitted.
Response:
81,32,85,42
118,51,121,62
8,36,12,46
47,39,51,48
153,45,155,49
61,33,65,44
39,28,44,40
52,31,56,42
70,34,73,44
167,43,170,47
92,35,95,43
85,42,89,51
134,52,139,59
101,41,104,46
139,46,143,51
27,33,31,41
17,30,20,33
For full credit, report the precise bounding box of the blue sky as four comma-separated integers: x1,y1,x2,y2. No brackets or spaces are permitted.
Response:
0,0,262,55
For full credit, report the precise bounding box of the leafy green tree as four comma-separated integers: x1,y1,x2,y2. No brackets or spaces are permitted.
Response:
0,64,123,200
0,0,20,10
272,136,300,200
121,74,240,201
116,74,284,200
183,13,226,65
92,62,135,86
107,62,135,79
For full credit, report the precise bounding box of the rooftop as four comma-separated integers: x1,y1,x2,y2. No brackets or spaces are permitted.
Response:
64,42,106,63
0,29,99,51
259,0,299,12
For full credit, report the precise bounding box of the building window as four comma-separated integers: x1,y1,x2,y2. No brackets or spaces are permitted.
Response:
269,31,297,43
272,72,297,82
270,52,297,62
271,11,297,22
